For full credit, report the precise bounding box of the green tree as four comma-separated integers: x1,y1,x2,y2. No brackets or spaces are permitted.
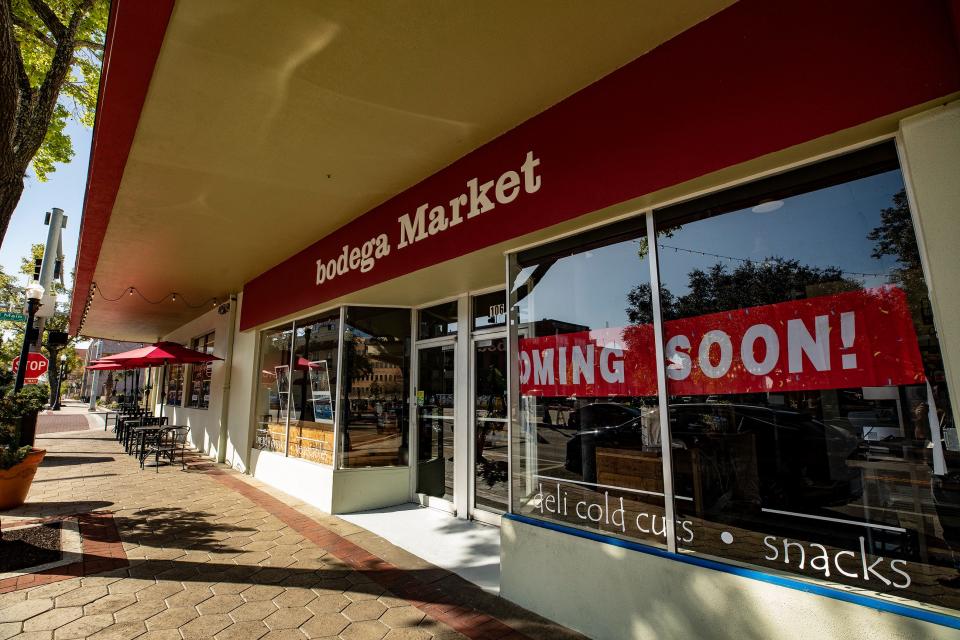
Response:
626,258,860,325
0,0,107,245
0,242,81,404
868,189,926,311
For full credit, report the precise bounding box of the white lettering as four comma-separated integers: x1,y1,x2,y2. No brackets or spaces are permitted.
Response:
467,177,495,218
495,170,521,204
428,206,448,235
571,346,594,384
600,347,624,384
397,206,428,249
741,323,779,375
533,349,555,386
521,151,542,193
788,315,831,373
698,330,733,379
665,334,692,380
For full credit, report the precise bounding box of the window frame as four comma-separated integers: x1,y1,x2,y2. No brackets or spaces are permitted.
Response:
505,137,958,623
186,331,215,409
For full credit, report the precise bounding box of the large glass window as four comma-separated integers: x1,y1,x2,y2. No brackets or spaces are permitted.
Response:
339,307,410,468
418,301,457,340
187,332,214,409
508,142,959,615
655,143,956,612
510,221,666,547
287,313,339,464
166,365,184,406
473,290,507,330
253,325,293,453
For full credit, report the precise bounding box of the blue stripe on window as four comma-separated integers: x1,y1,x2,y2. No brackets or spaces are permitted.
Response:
503,513,960,630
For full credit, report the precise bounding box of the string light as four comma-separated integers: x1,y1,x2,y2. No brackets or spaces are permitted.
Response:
89,283,220,309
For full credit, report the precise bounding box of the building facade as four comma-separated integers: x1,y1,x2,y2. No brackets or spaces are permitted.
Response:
71,2,960,638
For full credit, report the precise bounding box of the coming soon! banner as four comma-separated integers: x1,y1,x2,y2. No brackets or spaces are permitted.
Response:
518,286,926,397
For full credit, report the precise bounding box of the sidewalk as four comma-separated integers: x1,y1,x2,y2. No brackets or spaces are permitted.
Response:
0,422,588,640
35,400,109,435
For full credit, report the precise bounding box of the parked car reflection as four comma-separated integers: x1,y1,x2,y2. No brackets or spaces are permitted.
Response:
564,401,862,512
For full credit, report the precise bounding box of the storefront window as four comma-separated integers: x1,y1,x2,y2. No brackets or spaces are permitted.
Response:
287,313,339,464
418,301,457,340
509,142,958,615
473,290,507,330
187,332,214,409
510,220,666,547
655,143,956,611
166,365,184,406
253,325,293,453
339,307,410,468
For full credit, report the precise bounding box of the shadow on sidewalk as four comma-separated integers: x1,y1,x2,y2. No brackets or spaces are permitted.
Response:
40,455,116,467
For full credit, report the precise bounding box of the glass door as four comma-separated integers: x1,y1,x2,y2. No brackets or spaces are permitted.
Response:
415,343,456,509
472,336,509,517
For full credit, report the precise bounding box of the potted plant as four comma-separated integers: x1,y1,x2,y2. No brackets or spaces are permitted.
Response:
0,385,48,510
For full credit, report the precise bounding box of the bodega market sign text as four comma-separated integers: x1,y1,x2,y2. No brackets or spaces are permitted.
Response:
315,151,542,286
519,287,925,397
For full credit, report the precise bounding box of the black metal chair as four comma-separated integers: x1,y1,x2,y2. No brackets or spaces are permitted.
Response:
140,426,189,472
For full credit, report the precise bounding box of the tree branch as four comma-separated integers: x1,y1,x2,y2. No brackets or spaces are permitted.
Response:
13,0,95,169
76,39,102,52
12,14,55,48
25,0,64,41
13,15,101,53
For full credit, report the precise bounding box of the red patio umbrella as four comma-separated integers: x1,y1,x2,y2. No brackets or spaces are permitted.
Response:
101,341,221,365
102,342,222,417
85,360,126,370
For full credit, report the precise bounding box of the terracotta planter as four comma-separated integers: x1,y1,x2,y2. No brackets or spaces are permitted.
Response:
0,448,46,510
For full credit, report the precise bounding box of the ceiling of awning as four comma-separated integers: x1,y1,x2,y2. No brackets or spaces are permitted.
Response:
76,0,732,342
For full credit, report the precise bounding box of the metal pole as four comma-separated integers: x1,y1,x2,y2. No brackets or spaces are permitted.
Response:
36,208,66,347
88,339,101,411
14,299,40,392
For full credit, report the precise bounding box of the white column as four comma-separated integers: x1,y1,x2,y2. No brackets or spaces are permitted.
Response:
454,293,471,518
897,101,960,435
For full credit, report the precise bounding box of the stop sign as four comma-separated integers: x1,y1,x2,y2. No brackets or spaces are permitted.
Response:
13,353,49,384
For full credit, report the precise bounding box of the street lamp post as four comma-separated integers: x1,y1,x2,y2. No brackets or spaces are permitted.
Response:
53,354,67,410
14,283,45,392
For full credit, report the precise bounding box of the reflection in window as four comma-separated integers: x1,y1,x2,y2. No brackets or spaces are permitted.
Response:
339,307,410,468
253,325,293,454
654,144,955,611
287,313,339,464
166,365,184,406
473,290,507,330
510,222,666,547
187,332,214,409
418,301,457,340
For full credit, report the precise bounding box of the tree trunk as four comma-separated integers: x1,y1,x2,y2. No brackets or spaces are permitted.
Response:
0,177,25,246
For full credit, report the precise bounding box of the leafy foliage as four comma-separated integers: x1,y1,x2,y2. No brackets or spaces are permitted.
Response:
9,0,107,179
0,384,47,469
0,0,108,244
626,258,860,325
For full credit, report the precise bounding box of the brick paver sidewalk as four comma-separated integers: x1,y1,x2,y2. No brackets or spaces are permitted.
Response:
0,429,588,640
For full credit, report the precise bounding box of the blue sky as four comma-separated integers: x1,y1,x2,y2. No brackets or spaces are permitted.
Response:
0,118,91,289
518,169,906,331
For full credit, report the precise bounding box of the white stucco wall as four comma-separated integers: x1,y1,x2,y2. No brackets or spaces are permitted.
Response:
501,518,959,640
223,292,254,473
331,467,411,514
247,448,334,513
898,101,960,425
160,301,235,460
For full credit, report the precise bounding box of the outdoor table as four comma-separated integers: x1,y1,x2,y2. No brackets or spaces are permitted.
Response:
139,425,179,469
130,424,168,461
